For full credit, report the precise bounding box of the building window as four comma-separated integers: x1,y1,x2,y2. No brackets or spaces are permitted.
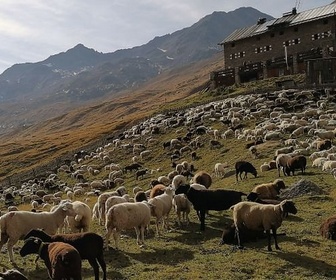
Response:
312,31,332,40
229,54,233,60
293,38,300,44
255,47,262,53
283,41,290,46
312,33,319,40
265,45,271,51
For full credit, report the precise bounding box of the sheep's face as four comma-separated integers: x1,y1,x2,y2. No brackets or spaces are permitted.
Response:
62,202,76,216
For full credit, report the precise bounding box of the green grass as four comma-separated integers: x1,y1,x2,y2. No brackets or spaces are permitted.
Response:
1,79,336,279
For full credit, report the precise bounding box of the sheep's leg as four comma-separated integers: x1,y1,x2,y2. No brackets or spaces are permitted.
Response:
135,226,141,245
104,228,112,250
266,229,272,251
88,258,100,280
97,253,107,280
0,233,8,252
155,218,161,236
272,228,280,250
112,229,120,249
199,210,206,231
235,227,243,248
176,211,182,227
140,225,146,245
7,238,16,264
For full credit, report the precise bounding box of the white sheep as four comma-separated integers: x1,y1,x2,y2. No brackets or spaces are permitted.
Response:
322,160,336,171
0,201,75,263
171,174,187,190
148,187,174,236
312,157,328,168
105,201,152,249
172,194,191,227
260,162,270,172
214,162,229,177
65,201,92,233
104,195,129,215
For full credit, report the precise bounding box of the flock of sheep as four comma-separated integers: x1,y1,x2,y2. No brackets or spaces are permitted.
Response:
1,87,336,279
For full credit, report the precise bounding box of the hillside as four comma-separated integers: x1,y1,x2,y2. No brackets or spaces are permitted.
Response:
0,7,273,135
0,52,223,182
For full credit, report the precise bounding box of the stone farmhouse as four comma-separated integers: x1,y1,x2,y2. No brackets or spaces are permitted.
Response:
212,2,336,87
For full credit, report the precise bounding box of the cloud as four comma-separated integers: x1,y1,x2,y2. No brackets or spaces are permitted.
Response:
0,0,332,73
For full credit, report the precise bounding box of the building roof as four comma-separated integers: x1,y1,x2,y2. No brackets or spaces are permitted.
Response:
220,3,336,44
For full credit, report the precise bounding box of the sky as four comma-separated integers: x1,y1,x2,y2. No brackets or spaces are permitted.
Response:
0,0,332,74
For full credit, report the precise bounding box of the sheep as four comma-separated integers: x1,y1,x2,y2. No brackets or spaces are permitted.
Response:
134,191,148,202
175,184,246,231
214,162,229,177
275,146,294,157
232,200,297,251
275,154,292,177
260,162,270,172
314,130,335,140
0,269,28,280
312,157,328,168
149,184,166,199
235,161,257,181
322,160,336,171
105,201,153,249
220,222,265,245
285,155,307,176
104,195,129,215
193,171,212,189
316,139,332,151
24,229,106,280
0,201,75,263
250,179,286,200
171,174,187,190
20,237,82,280
97,191,122,226
65,201,92,233
148,187,174,235
172,193,191,227
320,215,336,240
136,168,148,180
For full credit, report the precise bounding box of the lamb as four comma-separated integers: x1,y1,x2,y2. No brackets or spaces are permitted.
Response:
105,201,153,249
250,179,286,200
65,201,92,233
0,201,75,263
220,223,265,245
175,184,246,231
148,187,174,235
231,200,297,251
24,229,106,280
20,237,82,280
260,162,270,172
285,155,307,176
235,161,257,181
0,269,28,280
136,168,148,180
193,171,212,189
214,162,229,177
172,193,192,227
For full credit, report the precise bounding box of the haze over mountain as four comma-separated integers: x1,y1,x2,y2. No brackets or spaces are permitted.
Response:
0,7,273,135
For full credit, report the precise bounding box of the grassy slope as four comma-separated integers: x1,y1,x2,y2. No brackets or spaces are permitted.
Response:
0,54,336,278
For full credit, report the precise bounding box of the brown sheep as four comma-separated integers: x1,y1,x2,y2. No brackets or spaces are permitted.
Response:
149,184,166,199
317,139,332,151
320,215,336,240
20,237,82,280
193,171,212,189
250,179,286,199
285,155,307,176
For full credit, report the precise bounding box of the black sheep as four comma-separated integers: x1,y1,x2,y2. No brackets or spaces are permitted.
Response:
235,161,258,181
24,229,106,280
175,184,246,231
20,237,82,280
